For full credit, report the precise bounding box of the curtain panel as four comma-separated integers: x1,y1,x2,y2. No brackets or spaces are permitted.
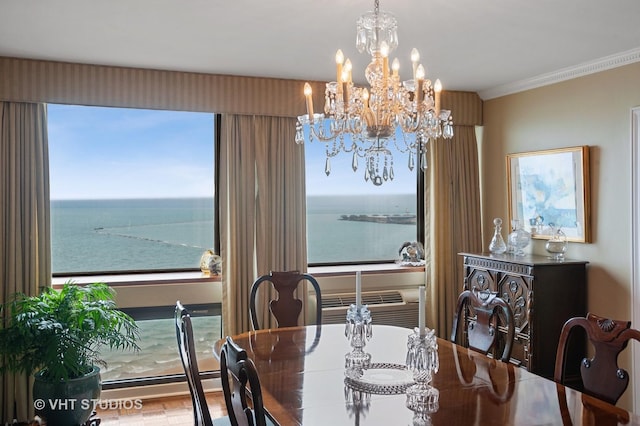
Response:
0,101,51,423
219,114,307,337
425,125,482,339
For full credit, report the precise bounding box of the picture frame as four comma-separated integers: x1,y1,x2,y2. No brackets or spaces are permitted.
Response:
507,146,590,243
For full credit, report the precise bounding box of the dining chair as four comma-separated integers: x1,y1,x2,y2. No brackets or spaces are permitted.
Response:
175,301,229,426
220,336,274,426
249,270,322,330
450,289,516,362
452,344,515,404
554,312,640,405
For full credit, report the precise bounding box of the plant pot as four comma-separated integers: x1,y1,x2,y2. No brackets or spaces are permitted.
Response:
33,366,101,426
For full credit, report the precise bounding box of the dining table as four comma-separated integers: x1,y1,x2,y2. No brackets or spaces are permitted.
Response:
213,324,636,425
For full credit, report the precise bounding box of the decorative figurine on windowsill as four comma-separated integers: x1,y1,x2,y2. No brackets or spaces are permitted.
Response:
398,241,425,266
200,249,222,275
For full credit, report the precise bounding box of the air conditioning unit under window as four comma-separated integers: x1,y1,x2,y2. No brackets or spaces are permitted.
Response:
317,289,419,329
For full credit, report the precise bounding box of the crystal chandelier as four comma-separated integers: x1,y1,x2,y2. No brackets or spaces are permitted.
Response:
295,0,454,186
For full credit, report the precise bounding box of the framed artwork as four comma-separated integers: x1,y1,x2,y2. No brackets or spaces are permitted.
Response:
507,146,590,242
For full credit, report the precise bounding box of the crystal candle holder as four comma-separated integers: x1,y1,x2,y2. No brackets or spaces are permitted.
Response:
344,304,373,368
344,384,371,421
405,327,440,417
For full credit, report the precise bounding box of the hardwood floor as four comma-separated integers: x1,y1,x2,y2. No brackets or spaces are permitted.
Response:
95,391,227,425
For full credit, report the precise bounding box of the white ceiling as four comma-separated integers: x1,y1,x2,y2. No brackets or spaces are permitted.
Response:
1,0,640,99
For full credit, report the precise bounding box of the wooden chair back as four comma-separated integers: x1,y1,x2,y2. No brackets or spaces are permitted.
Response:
220,336,270,426
554,312,640,405
175,301,214,426
450,289,516,362
249,270,322,330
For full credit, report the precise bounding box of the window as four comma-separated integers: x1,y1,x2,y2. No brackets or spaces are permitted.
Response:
48,105,219,382
48,105,216,274
305,131,420,265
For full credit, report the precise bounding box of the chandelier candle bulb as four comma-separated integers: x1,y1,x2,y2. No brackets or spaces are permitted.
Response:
392,58,399,77
411,48,420,81
356,271,362,308
381,42,390,84
304,83,314,122
434,79,442,117
419,286,426,337
344,59,353,83
362,88,370,110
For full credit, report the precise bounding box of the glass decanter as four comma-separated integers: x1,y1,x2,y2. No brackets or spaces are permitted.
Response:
488,218,507,254
508,219,531,256
545,225,568,260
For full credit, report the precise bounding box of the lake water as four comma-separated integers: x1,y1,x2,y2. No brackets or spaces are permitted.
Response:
51,196,417,380
52,195,417,273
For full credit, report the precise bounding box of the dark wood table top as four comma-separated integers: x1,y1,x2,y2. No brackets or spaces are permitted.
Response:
213,324,635,425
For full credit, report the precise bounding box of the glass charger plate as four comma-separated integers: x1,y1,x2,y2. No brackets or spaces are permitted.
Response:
344,362,414,394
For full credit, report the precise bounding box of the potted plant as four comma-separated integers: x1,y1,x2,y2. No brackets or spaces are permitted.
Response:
0,281,139,425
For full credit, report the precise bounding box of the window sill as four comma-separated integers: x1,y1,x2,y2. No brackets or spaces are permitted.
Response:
52,263,423,287
308,262,424,277
52,271,220,288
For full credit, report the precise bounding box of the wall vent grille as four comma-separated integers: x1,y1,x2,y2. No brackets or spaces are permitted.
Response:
319,289,419,329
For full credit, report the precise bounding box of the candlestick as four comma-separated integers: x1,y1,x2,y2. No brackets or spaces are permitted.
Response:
419,286,425,337
415,65,425,106
336,49,344,94
303,83,314,123
356,271,362,308
381,42,389,86
434,79,442,118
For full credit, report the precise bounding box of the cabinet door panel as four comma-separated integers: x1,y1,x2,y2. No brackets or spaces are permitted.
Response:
498,274,530,334
467,269,495,292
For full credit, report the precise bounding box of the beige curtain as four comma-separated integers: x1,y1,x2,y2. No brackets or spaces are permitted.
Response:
425,125,482,339
219,115,307,336
0,102,51,423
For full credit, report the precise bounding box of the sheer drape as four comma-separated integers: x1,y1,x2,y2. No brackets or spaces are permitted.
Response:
425,125,482,339
219,115,307,336
0,102,51,423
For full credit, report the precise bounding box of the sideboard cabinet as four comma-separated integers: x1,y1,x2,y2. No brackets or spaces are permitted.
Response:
459,252,588,381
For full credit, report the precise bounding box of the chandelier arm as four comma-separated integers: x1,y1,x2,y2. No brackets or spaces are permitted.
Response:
309,121,345,142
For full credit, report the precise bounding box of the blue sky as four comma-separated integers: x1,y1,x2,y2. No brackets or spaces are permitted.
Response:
48,105,416,199
304,135,417,196
48,105,215,200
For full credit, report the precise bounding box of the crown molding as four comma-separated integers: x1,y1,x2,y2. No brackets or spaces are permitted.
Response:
478,47,640,100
